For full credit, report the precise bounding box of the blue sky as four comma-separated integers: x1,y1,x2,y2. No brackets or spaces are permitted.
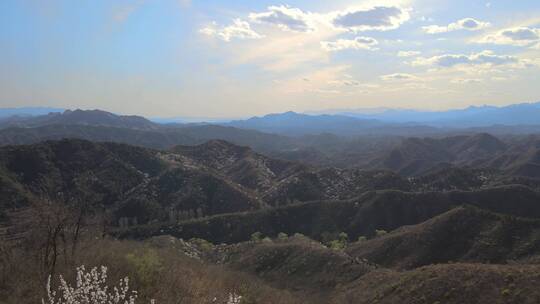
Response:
1,0,539,118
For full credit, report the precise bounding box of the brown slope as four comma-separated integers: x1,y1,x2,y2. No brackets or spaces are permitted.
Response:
215,236,373,293
335,263,540,304
346,206,540,269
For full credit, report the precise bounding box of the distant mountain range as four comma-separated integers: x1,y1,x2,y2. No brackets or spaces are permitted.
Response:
319,101,540,127
3,101,540,136
220,102,540,135
0,107,64,118
0,109,160,130
2,107,540,175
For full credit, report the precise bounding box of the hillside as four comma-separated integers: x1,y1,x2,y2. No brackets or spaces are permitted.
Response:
335,263,540,304
3,137,540,304
372,133,509,176
0,139,422,228
119,185,540,244
0,139,265,226
346,206,540,269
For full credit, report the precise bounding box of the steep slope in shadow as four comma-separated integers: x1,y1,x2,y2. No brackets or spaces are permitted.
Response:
120,185,540,244
372,134,508,176
0,139,266,226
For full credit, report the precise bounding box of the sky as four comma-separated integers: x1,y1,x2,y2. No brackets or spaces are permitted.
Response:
1,0,540,118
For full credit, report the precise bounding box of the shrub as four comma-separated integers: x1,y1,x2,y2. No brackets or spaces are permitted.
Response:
125,249,162,292
375,229,388,237
324,232,349,250
189,238,214,251
226,293,242,304
328,240,346,250
277,232,288,240
250,232,263,242
357,236,367,243
42,265,155,304
262,237,273,243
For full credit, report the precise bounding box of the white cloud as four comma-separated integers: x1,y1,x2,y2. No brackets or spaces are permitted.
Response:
249,5,314,32
451,78,482,84
412,50,519,67
321,36,378,51
480,27,540,47
380,73,418,81
200,19,263,42
397,50,421,57
422,18,490,34
333,79,361,86
332,6,410,32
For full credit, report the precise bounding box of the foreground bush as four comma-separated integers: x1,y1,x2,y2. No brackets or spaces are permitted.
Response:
0,238,305,303
43,265,155,304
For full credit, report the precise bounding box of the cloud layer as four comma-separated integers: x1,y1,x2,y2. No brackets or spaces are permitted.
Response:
413,50,518,67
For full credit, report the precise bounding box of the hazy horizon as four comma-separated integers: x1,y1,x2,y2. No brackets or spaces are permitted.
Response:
4,99,540,121
1,0,540,118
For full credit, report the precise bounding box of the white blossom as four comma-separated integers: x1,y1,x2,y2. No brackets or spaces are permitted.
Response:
42,265,154,304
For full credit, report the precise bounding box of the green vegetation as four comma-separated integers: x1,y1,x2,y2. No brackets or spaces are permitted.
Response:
375,229,388,237
125,248,163,291
325,232,349,250
251,231,263,242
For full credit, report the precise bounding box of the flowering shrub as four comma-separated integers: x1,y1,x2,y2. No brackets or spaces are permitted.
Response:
42,265,155,304
226,293,242,304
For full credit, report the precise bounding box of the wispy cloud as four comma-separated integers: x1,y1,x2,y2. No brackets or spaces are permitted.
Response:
249,5,314,32
332,6,410,32
422,18,490,34
397,50,421,57
200,19,263,42
321,37,378,51
451,78,482,84
380,73,419,81
479,26,540,47
413,50,519,67
113,0,145,23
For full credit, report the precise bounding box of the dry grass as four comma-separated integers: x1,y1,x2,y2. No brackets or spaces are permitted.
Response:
0,237,304,304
